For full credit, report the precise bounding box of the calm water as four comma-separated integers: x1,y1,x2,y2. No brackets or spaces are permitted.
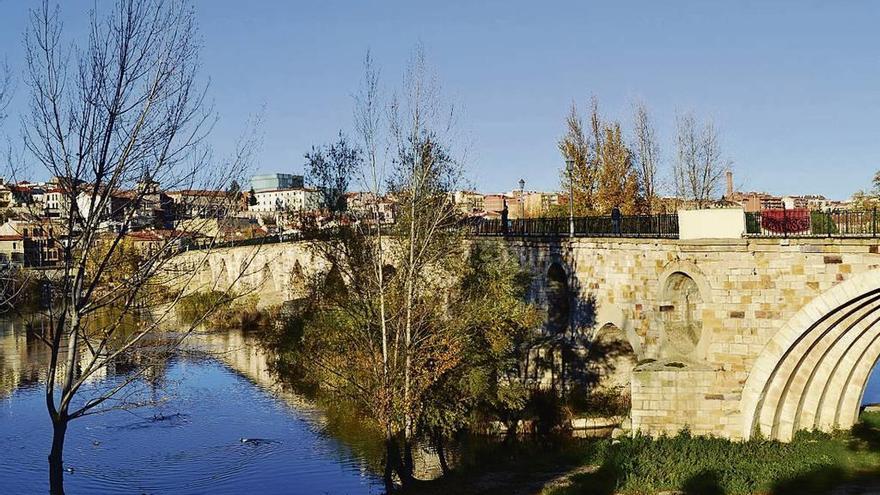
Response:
5,318,880,495
864,365,880,406
0,323,384,494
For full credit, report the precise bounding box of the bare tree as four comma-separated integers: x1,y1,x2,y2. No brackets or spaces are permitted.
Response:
296,47,464,492
632,100,660,213
388,45,465,483
558,102,596,214
0,59,10,125
673,113,730,207
21,2,256,492
351,50,402,489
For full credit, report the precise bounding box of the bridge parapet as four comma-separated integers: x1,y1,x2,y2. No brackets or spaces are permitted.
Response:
476,208,880,241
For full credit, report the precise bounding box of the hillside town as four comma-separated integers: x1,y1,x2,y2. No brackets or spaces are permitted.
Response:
0,167,862,270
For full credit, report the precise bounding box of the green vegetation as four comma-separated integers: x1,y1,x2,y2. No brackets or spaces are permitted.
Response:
810,211,839,236
406,412,880,495
176,290,263,330
255,240,637,480
254,239,650,488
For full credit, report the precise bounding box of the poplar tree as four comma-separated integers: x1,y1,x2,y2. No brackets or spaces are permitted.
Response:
595,123,641,214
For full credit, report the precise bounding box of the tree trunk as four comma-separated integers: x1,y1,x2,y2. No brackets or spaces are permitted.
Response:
383,436,395,494
504,419,519,445
433,429,450,476
402,439,415,485
384,435,408,492
48,417,68,495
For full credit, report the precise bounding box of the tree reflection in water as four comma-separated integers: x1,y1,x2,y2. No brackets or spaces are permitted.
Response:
0,322,384,494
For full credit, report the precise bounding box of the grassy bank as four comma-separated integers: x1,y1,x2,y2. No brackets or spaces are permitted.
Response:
407,412,880,495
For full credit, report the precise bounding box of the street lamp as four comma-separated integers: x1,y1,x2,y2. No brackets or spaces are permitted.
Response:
518,178,525,219
565,158,575,237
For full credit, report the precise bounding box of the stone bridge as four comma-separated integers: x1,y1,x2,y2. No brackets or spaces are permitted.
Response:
514,236,880,441
171,231,880,442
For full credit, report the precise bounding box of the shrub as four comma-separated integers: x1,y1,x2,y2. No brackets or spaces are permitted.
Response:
811,211,839,235
176,290,232,325
176,290,263,330
527,389,569,435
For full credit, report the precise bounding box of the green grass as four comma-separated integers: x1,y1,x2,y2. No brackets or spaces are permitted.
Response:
549,414,880,495
552,430,866,495
407,412,880,495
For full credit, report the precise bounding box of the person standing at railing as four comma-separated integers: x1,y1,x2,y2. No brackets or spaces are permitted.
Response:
611,206,622,235
501,198,509,235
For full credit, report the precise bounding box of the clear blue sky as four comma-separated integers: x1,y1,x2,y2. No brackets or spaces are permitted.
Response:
1,0,879,199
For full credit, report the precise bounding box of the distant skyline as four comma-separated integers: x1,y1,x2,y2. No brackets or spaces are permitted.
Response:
2,0,880,199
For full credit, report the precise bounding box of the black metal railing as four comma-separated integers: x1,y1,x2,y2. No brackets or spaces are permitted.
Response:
185,229,335,251
745,208,880,237
471,214,679,238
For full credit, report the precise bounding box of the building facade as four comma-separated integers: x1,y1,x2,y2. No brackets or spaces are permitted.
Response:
250,174,304,193
250,188,323,213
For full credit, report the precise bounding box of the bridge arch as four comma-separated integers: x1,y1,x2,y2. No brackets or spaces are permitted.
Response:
589,322,638,389
740,269,880,441
591,302,643,359
215,258,231,288
261,263,276,292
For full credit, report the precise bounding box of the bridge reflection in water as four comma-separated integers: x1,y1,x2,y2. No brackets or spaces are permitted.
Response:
0,320,388,494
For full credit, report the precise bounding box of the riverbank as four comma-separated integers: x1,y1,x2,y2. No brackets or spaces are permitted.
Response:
404,411,880,495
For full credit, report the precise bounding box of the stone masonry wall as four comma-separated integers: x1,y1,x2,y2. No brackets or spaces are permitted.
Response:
510,237,880,440
170,236,880,440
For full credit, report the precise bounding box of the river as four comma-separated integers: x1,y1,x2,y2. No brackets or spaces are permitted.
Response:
4,319,880,494
0,321,385,494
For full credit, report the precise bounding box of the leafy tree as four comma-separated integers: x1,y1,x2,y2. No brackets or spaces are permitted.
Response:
227,179,242,200
281,47,466,492
418,241,541,471
853,170,880,206
595,123,641,214
559,99,642,215
248,187,258,206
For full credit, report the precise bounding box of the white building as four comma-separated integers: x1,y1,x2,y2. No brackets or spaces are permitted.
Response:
45,188,66,217
249,188,323,213
75,191,129,232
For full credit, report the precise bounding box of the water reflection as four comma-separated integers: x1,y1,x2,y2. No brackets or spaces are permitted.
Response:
0,320,384,494
0,319,47,397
